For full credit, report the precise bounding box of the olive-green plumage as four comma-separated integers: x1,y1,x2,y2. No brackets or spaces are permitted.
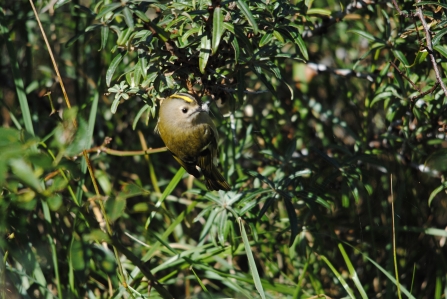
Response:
155,93,230,191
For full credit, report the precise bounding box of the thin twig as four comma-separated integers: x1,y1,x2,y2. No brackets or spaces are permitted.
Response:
29,0,74,115
389,61,420,92
410,83,439,101
391,0,410,17
414,3,447,99
307,62,377,82
80,137,168,157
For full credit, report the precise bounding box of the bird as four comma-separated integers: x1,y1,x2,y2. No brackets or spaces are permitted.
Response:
155,93,231,191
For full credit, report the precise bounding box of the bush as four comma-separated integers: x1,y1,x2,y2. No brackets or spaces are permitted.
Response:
1,0,447,298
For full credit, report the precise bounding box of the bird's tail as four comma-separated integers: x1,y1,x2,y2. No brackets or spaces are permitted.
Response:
205,167,231,191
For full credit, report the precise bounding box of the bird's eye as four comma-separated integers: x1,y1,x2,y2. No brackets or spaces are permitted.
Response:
182,108,188,113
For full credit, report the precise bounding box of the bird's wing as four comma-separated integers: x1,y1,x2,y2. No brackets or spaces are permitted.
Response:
172,154,201,178
196,125,231,191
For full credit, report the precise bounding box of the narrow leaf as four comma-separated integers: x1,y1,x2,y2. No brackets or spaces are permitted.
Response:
392,50,410,67
199,31,211,74
133,104,150,130
285,26,308,60
123,7,135,30
433,27,447,46
283,196,298,246
348,29,377,42
237,0,259,34
338,243,368,299
320,255,356,299
96,3,122,19
100,25,109,51
434,45,447,59
238,218,266,299
212,7,224,54
106,51,126,86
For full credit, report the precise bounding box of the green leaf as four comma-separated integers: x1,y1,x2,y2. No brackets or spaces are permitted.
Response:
181,26,201,47
111,96,121,114
252,64,276,94
259,32,273,47
283,196,298,246
307,8,332,15
2,24,34,136
145,168,186,229
238,218,266,299
434,45,447,58
232,35,240,64
237,0,259,34
348,29,384,43
428,181,447,206
96,3,122,19
123,6,134,30
105,196,126,222
392,50,410,67
70,238,87,271
320,254,356,299
100,26,109,51
47,194,63,211
133,104,150,130
212,7,224,54
338,243,369,299
412,49,428,66
106,51,126,86
9,158,43,193
433,27,447,46
199,30,211,74
278,26,308,60
133,8,150,22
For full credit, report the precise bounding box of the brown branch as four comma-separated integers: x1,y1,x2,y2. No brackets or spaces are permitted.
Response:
414,3,447,98
410,83,439,101
29,0,74,114
391,0,410,17
389,61,420,92
81,137,168,157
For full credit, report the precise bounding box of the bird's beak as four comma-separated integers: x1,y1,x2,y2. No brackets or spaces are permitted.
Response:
195,102,210,114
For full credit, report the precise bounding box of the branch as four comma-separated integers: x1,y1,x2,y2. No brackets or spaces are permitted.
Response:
414,2,447,98
306,62,377,82
80,137,168,157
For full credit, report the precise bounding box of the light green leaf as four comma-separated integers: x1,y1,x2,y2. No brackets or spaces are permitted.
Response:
123,7,134,30
237,0,259,34
238,218,266,299
212,7,224,54
106,51,126,86
199,30,211,74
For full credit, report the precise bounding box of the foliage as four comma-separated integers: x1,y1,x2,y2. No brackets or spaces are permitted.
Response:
1,0,447,298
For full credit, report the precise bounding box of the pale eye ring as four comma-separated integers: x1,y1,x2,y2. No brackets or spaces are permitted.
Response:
182,108,188,113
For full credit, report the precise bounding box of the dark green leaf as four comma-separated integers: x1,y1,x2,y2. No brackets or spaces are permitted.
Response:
105,196,126,222
283,196,298,246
